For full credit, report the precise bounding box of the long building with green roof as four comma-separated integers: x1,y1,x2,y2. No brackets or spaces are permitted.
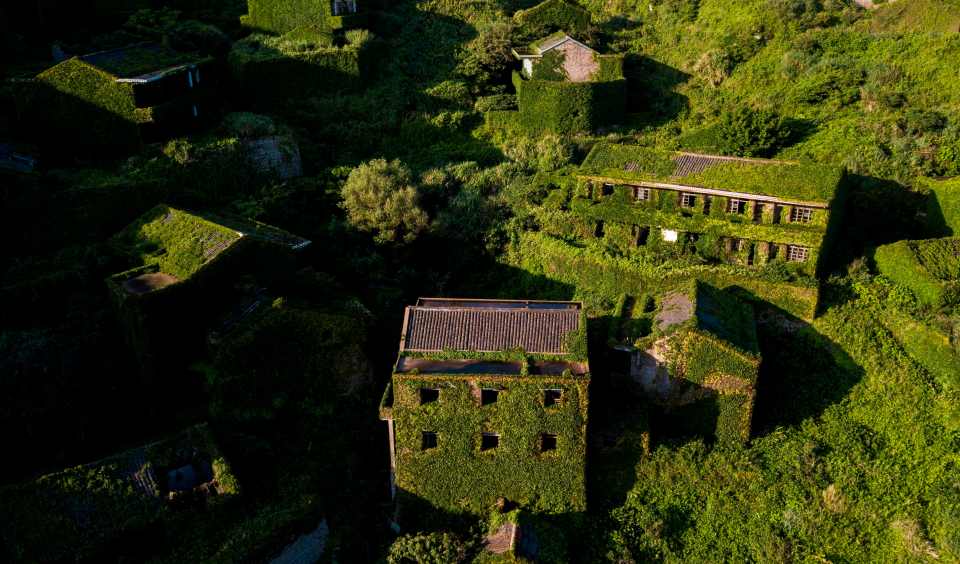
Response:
575,143,848,277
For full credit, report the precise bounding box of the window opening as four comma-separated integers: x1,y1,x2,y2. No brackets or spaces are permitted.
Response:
540,433,558,452
544,389,563,407
421,431,437,450
419,388,439,404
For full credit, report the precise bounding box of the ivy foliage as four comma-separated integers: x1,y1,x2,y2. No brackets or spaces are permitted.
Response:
579,143,845,203
513,71,627,135
513,0,592,40
874,238,960,307
0,425,239,563
391,373,589,515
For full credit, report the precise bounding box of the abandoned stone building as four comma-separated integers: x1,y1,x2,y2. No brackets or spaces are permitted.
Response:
0,424,239,562
241,0,366,34
513,32,601,82
379,298,590,515
106,205,311,375
634,281,761,443
576,144,847,277
16,43,211,156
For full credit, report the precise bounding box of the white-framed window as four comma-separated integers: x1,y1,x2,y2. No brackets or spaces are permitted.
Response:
634,187,651,201
680,193,696,208
790,207,814,223
727,198,747,214
787,245,809,262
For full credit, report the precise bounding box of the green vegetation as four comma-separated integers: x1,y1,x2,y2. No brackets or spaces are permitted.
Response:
0,425,239,563
112,205,243,281
340,158,429,244
874,237,960,307
391,372,589,515
513,0,591,38
229,29,377,105
923,176,960,236
579,143,844,203
5,0,960,561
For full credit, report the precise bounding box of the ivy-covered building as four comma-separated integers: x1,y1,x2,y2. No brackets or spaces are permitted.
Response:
379,298,590,516
16,43,212,157
107,205,311,374
502,32,625,134
635,282,761,443
241,0,366,35
576,144,848,278
0,424,239,562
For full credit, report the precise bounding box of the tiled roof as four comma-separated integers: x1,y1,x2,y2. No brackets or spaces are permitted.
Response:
402,300,581,354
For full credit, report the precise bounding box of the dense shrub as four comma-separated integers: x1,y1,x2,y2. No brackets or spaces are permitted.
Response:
513,0,592,39
514,71,627,135
714,107,792,158
386,532,471,564
340,159,428,244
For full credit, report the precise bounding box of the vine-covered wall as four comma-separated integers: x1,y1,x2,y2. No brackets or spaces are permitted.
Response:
513,70,626,135
391,372,589,515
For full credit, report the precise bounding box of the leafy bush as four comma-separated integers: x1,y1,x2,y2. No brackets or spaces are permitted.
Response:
386,532,471,564
340,159,429,244
474,94,517,112
714,107,792,158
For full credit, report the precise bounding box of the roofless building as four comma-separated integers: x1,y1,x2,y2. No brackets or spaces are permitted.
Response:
379,298,590,515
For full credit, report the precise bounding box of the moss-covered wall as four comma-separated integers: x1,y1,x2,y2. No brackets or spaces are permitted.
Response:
391,372,588,515
242,0,333,34
229,33,376,105
874,237,960,307
17,59,142,155
515,231,820,319
513,70,625,135
664,331,759,443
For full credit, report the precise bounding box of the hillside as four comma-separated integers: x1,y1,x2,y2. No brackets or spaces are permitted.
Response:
1,0,959,562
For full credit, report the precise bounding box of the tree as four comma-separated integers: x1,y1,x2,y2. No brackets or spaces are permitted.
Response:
715,107,792,158
340,159,428,244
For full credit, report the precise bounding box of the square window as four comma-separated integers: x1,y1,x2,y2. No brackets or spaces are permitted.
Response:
634,187,651,201
602,183,615,196
727,199,746,214
421,431,437,450
481,388,499,406
481,433,500,451
543,389,563,407
540,433,558,452
680,193,697,208
790,207,814,223
419,388,439,405
787,245,809,263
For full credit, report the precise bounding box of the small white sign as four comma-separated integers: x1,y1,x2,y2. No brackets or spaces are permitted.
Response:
662,229,679,242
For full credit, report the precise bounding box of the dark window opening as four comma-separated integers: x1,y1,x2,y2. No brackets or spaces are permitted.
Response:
419,388,439,404
747,242,756,266
601,183,615,196
595,221,605,238
481,388,499,406
703,195,712,215
481,433,500,451
772,205,783,224
753,203,764,223
541,433,558,452
544,389,563,407
422,431,437,450
635,225,650,246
